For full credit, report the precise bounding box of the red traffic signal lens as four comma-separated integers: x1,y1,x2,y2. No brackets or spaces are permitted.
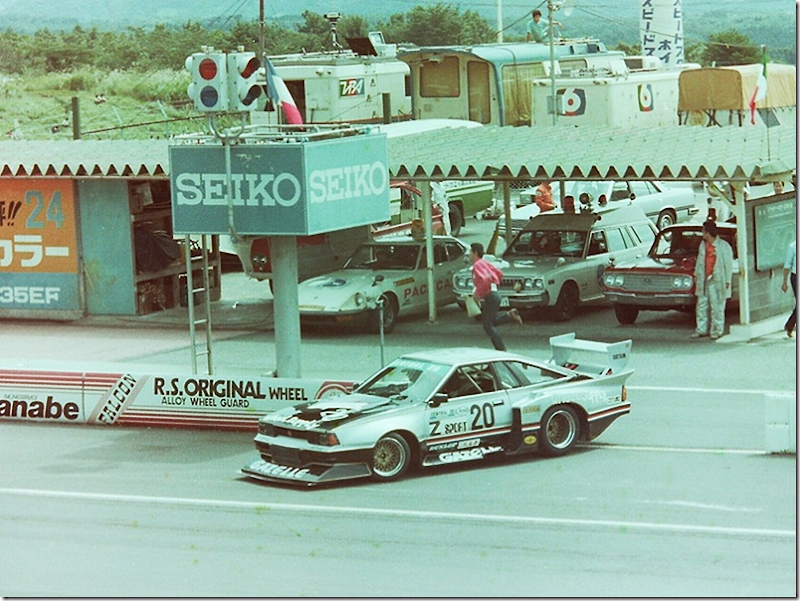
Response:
240,57,260,79
198,58,218,80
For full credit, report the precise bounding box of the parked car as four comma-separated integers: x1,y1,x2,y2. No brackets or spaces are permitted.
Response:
297,235,469,333
453,205,658,322
241,333,633,486
497,180,699,237
602,221,739,324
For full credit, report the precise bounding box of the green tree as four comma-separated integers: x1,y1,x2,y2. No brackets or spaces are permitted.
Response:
701,29,761,67
378,3,494,46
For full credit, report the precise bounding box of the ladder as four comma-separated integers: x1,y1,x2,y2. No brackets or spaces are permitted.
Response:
184,234,214,375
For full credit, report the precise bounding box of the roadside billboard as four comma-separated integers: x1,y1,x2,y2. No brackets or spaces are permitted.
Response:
169,133,390,235
0,179,81,312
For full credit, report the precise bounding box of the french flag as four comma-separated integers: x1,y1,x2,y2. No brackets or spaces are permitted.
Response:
265,56,303,125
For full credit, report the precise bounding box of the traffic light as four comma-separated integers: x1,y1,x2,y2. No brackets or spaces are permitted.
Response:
227,52,263,111
185,50,228,112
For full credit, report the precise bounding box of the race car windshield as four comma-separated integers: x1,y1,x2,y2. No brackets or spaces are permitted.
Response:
506,230,587,258
344,244,421,271
356,358,450,401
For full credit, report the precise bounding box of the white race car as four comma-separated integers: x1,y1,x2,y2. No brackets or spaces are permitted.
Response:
241,333,633,486
297,235,469,333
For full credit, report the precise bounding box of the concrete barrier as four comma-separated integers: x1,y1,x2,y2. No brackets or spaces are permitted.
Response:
764,392,797,454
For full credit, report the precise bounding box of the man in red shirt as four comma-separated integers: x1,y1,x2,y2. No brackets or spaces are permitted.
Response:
470,242,523,351
692,220,734,339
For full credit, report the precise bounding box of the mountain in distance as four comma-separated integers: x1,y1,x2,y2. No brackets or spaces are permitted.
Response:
1,0,791,30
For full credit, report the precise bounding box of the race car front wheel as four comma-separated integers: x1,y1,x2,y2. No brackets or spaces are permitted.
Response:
371,433,411,482
539,405,579,457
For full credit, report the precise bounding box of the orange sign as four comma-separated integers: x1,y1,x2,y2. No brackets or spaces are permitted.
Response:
0,179,78,274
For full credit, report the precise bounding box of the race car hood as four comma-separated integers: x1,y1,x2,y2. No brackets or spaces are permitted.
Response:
609,255,695,274
263,393,401,430
298,271,386,308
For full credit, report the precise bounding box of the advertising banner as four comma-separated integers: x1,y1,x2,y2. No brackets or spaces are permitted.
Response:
169,133,390,236
0,180,81,311
0,368,356,431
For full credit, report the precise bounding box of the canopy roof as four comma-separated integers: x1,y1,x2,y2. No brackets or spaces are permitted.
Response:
678,64,797,111
0,123,795,182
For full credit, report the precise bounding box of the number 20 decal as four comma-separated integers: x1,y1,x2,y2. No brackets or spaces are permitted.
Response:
471,402,495,429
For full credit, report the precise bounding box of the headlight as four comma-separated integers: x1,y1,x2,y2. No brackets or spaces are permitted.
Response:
521,278,543,290
604,274,624,287
308,431,340,446
672,276,692,289
454,275,471,289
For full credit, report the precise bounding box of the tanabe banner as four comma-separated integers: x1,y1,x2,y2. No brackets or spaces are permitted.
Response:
169,133,390,236
0,368,356,431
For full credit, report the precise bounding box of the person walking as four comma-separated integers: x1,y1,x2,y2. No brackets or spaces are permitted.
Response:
692,220,734,340
526,9,561,43
469,242,523,351
781,239,796,337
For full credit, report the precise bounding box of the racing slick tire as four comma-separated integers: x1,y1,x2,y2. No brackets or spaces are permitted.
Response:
371,433,411,482
550,282,579,322
368,293,398,334
614,303,639,325
539,405,580,457
448,203,464,237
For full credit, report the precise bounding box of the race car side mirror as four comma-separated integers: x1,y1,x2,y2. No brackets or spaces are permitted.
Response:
372,274,385,286
428,393,448,408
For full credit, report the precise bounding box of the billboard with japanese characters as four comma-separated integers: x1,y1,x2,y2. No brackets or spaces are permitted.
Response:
0,180,81,311
169,133,390,235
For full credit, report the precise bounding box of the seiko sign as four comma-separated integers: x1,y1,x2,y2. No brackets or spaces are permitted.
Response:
169,134,390,235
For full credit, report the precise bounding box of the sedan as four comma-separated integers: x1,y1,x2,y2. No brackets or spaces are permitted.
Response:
498,180,700,237
241,333,633,486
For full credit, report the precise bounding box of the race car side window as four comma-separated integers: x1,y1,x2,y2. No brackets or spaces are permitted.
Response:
502,361,566,386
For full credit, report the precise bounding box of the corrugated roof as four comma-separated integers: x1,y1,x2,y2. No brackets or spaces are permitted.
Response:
0,123,795,181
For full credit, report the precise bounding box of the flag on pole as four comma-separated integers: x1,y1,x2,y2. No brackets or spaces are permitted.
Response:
749,51,769,125
265,56,303,125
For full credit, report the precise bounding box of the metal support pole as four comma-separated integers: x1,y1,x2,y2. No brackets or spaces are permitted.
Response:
378,297,386,367
503,181,512,248
71,96,80,140
382,93,392,124
548,0,557,126
422,183,436,323
271,235,302,378
733,182,751,326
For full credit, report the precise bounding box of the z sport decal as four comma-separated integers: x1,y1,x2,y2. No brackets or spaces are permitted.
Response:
429,402,496,436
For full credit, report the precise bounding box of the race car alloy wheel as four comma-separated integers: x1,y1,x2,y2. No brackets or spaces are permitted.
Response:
371,433,411,481
614,303,639,325
539,405,579,457
550,282,579,322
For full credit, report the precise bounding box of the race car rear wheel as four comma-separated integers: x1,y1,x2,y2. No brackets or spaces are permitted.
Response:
371,433,411,482
539,405,579,457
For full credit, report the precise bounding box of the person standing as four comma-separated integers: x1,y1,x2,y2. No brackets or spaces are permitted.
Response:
534,181,556,212
692,220,734,340
526,9,561,43
469,242,523,351
781,239,796,338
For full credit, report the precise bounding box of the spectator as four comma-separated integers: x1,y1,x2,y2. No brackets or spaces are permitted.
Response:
781,239,796,337
469,242,523,351
526,9,561,43
692,220,734,340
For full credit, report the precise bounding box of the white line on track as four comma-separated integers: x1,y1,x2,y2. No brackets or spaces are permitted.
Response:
628,385,794,396
579,443,766,455
0,487,794,540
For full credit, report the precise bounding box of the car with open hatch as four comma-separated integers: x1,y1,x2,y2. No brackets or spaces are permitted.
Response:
602,221,739,324
497,179,699,238
453,204,658,322
241,333,633,486
297,235,469,333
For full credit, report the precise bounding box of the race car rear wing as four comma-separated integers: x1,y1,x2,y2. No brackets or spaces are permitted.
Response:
548,332,632,376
